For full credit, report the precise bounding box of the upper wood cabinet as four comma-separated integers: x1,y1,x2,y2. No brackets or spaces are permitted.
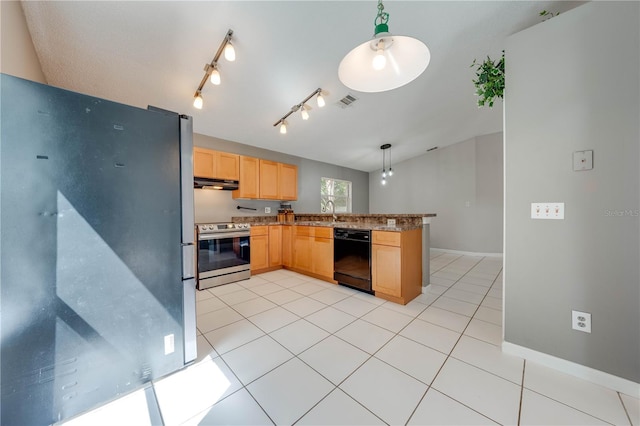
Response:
232,156,260,199
193,147,239,180
258,159,298,201
259,160,280,200
279,163,298,201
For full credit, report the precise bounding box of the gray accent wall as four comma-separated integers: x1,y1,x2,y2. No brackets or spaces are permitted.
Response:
504,2,639,382
193,133,369,223
369,132,503,253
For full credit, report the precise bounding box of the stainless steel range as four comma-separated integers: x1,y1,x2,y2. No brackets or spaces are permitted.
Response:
196,223,251,289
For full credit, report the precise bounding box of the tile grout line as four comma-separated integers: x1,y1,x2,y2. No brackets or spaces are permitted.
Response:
405,257,505,425
517,359,526,425
617,392,634,426
195,260,504,425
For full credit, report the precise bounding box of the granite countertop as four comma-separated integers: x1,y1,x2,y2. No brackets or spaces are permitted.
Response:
251,221,423,232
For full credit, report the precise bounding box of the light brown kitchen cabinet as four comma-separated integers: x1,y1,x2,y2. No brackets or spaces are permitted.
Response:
250,226,269,272
278,163,298,201
372,228,422,305
311,235,334,280
216,151,240,180
259,159,279,199
268,225,282,267
292,227,312,272
291,226,334,282
233,156,260,199
193,147,239,180
282,225,292,267
193,147,215,178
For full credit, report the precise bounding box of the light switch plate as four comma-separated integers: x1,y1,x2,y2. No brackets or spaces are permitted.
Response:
531,202,564,219
573,150,593,171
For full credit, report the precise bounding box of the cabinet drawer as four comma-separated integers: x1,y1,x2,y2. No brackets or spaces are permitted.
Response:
250,226,268,236
372,230,401,247
313,227,332,239
294,226,313,237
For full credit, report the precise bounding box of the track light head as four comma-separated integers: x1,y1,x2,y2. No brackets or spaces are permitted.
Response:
301,104,310,120
280,120,288,134
224,42,236,62
317,92,325,108
210,66,221,85
193,92,203,109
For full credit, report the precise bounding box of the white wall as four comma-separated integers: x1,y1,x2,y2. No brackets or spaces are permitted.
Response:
504,2,639,383
369,132,503,253
0,1,46,83
194,133,369,223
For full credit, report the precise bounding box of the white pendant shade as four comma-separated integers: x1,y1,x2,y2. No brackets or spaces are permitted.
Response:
339,35,430,93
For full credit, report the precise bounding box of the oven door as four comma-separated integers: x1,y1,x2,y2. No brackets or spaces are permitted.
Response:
198,232,250,280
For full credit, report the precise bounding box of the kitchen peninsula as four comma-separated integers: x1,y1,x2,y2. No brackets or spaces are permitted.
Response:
235,213,435,305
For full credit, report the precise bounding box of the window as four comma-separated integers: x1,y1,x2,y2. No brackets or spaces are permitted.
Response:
321,177,352,213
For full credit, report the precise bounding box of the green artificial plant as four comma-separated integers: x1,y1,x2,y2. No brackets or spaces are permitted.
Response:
470,50,505,108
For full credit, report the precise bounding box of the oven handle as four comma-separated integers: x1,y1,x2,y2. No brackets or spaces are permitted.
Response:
199,231,250,241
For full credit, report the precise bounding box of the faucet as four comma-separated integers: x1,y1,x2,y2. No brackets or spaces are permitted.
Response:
325,200,337,223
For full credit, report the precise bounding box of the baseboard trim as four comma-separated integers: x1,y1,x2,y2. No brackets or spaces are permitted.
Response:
431,248,503,258
502,341,640,398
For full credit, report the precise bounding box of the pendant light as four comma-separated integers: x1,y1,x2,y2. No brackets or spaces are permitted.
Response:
380,143,392,185
339,0,430,93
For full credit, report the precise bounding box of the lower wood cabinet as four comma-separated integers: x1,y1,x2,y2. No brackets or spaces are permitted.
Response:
250,226,269,272
372,228,422,305
282,225,292,267
268,225,282,267
291,226,334,282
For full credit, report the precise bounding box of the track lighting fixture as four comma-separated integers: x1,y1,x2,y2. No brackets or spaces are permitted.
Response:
380,143,393,185
192,29,235,109
273,88,325,133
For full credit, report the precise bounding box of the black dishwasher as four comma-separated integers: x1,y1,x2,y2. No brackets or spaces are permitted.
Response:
334,228,373,294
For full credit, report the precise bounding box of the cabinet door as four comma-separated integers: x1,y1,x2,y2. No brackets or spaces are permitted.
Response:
193,147,215,178
278,163,298,201
216,152,239,181
233,156,259,199
282,225,292,267
250,235,269,271
311,237,333,279
293,234,312,272
372,244,402,297
268,225,282,267
259,160,279,200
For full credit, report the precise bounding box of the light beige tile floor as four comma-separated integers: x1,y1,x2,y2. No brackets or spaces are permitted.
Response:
62,251,639,426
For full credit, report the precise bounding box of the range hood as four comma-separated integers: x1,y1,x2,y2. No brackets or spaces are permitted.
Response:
194,177,239,190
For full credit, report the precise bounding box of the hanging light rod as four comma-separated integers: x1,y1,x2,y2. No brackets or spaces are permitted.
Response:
193,29,236,109
273,88,325,134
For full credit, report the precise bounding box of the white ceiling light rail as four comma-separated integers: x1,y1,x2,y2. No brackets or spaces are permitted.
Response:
193,29,236,109
273,88,326,134
339,0,430,93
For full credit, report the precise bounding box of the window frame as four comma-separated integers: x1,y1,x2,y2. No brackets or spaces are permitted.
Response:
320,177,352,213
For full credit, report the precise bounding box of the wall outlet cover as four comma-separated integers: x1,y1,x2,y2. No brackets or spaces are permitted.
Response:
387,218,396,227
265,207,271,214
572,310,591,333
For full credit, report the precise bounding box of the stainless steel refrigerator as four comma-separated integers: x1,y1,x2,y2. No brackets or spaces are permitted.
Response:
0,74,197,425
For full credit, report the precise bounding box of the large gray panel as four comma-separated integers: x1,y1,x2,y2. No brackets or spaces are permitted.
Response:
1,74,185,424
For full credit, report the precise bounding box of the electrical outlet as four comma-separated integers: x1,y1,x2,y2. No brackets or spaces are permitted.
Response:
164,334,175,355
387,218,396,227
572,310,591,333
265,207,271,214
531,202,564,219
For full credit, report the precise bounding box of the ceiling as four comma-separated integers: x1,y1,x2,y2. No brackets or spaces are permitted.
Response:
22,1,582,172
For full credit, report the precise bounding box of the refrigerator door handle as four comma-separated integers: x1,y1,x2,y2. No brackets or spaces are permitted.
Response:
182,243,195,280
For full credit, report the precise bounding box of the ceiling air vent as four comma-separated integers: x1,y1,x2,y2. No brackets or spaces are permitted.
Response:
337,93,358,108
426,146,439,152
